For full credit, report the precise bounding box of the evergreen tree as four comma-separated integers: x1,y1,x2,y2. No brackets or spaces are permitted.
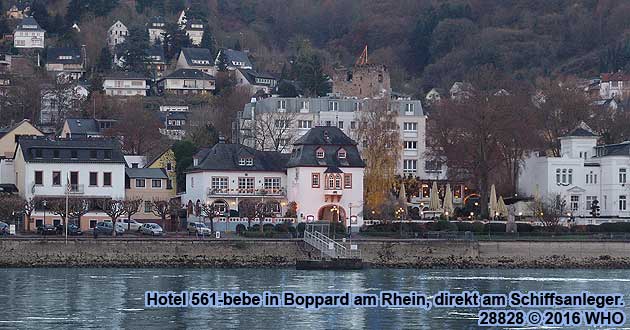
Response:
216,49,229,71
96,47,112,73
31,1,50,32
166,0,186,14
120,25,150,73
162,23,191,62
200,25,216,58
290,46,329,97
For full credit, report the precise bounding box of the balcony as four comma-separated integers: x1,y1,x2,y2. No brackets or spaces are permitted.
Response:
67,184,84,194
207,187,285,198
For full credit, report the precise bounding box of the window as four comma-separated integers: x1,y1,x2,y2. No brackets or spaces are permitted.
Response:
316,149,325,159
298,120,312,129
338,121,344,129
136,178,146,188
166,162,172,171
144,201,152,213
104,150,112,160
300,101,309,111
354,102,361,111
274,120,288,128
52,171,61,186
211,177,228,191
311,173,320,188
405,103,414,115
35,149,42,158
344,173,352,188
71,150,78,159
103,172,112,186
325,120,332,126
338,150,347,159
326,174,342,189
34,171,43,185
329,101,339,111
570,195,579,211
556,168,573,185
403,160,417,173
404,141,418,150
277,99,286,110
152,179,162,188
238,177,255,192
90,150,97,159
620,168,627,184
620,195,627,211
586,196,597,210
403,122,418,131
350,121,356,129
89,220,97,229
239,158,253,166
89,172,98,186
264,177,281,192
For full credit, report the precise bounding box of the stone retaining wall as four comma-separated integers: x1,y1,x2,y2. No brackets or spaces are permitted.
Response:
2,239,630,268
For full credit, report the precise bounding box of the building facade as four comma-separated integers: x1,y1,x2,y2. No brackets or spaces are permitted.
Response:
519,124,630,220
107,20,128,50
185,19,204,45
158,69,215,95
125,168,174,222
103,72,148,96
238,96,433,178
331,64,391,98
45,47,85,80
176,48,214,74
13,16,45,49
147,16,166,44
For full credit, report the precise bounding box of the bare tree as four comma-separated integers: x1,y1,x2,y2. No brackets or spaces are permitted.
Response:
40,77,86,130
530,194,566,232
238,199,257,229
0,195,25,228
122,198,143,231
100,199,125,236
23,198,36,232
244,110,298,152
47,198,89,227
356,99,400,220
150,198,172,231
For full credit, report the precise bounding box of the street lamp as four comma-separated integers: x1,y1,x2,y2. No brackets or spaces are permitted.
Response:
42,200,47,229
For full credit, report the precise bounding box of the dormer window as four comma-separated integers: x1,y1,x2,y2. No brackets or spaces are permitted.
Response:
239,158,254,166
338,149,346,159
316,148,325,159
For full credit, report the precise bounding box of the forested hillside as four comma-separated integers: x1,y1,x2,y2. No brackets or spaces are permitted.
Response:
3,0,630,95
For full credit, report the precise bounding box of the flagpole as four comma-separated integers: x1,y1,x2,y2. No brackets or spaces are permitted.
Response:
65,173,69,245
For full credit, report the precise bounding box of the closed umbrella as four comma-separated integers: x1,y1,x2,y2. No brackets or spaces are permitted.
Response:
489,184,498,218
429,181,440,211
443,183,454,217
399,183,407,204
497,196,508,217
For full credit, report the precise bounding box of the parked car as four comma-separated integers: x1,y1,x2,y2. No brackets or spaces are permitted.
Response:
37,224,57,235
94,222,125,236
140,223,163,236
187,222,212,235
0,221,9,235
55,223,83,236
117,218,142,232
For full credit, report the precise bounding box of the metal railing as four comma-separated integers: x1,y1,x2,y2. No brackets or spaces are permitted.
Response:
207,188,285,197
303,228,360,259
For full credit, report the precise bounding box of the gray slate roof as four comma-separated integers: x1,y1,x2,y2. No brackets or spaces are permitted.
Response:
287,127,364,168
222,49,253,68
163,68,214,80
189,143,288,172
46,47,82,65
595,142,630,157
126,168,168,179
16,17,44,32
181,48,213,67
65,118,115,136
146,46,165,63
18,136,125,163
567,127,597,137
238,68,276,85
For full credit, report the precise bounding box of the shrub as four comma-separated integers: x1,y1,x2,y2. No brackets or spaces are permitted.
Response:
235,224,246,234
516,223,533,232
263,223,274,232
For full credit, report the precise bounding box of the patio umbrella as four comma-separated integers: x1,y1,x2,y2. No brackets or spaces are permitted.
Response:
429,181,440,210
489,184,498,218
442,183,454,216
399,183,407,204
497,196,508,217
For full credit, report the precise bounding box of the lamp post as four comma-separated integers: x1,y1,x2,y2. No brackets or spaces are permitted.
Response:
348,202,353,236
42,200,47,229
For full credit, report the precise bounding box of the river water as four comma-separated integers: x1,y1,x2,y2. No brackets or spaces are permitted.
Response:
1,268,629,329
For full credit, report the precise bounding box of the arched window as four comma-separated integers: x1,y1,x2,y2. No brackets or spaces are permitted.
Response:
326,174,342,189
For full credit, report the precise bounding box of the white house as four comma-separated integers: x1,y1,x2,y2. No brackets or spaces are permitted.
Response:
183,127,366,230
107,20,128,50
13,137,127,231
235,69,277,94
185,19,204,45
158,69,215,95
147,16,166,44
40,83,89,130
176,48,214,74
103,72,148,96
519,123,630,221
13,16,45,49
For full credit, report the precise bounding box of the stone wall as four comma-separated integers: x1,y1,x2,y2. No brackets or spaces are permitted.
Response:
2,239,630,268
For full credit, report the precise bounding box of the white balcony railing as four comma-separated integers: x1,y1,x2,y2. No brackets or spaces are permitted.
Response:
207,187,285,197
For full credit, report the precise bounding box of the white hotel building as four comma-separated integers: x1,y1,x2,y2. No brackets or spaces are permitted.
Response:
182,127,365,229
519,124,630,220
238,96,443,180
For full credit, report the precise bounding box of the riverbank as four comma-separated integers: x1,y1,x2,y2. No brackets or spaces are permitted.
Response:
2,239,630,268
